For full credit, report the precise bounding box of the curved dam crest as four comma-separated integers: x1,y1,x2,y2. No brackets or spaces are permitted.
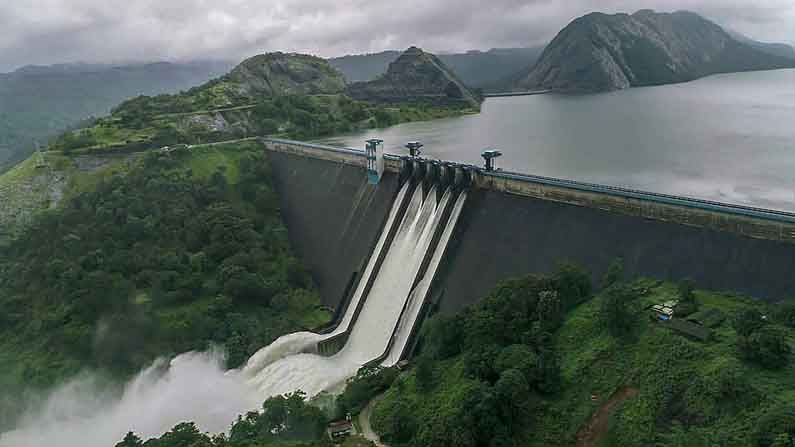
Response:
264,138,795,315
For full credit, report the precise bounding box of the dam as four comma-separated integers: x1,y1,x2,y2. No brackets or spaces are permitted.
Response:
234,136,795,399
240,142,471,397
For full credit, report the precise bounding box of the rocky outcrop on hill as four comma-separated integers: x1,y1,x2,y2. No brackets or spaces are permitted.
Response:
346,47,482,108
517,10,795,93
225,52,346,98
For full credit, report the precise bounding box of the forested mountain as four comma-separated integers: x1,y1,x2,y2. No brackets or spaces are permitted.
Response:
328,51,403,83
728,30,795,59
517,10,795,93
0,60,233,173
41,49,477,156
329,47,544,90
347,47,482,108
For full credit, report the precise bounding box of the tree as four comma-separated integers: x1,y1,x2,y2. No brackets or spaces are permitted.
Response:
678,279,696,302
115,432,143,447
387,397,418,444
601,284,634,337
602,258,624,289
495,344,539,387
495,368,532,431
739,326,791,370
755,405,795,446
537,290,562,332
676,278,699,317
771,433,793,447
552,262,592,311
415,355,435,392
775,303,795,329
423,314,463,360
733,309,766,337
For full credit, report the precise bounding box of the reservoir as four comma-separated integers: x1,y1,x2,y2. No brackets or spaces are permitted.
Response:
324,69,795,213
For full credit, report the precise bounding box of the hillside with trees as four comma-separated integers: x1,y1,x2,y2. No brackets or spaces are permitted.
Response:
369,265,795,446
0,142,330,431
0,60,232,173
46,49,479,156
329,47,545,90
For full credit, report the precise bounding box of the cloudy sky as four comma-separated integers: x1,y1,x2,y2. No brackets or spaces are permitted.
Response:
2,0,795,72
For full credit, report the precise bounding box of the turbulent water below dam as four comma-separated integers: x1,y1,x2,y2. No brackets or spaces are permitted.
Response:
1,180,468,447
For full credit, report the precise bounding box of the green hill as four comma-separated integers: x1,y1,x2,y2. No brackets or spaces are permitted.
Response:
370,272,795,446
329,47,545,90
0,60,232,173
519,10,795,93
43,51,477,156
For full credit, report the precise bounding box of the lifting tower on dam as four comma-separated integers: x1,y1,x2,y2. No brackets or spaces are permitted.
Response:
365,139,384,184
481,149,502,172
406,141,423,158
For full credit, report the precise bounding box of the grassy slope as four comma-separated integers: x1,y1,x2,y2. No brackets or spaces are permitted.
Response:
0,151,136,246
373,279,795,446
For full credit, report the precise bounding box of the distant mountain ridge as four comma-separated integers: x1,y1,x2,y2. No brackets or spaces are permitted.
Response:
329,47,544,90
517,10,795,93
727,30,795,60
0,60,233,172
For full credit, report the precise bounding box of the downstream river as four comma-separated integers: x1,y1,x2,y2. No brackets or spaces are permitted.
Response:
324,69,795,213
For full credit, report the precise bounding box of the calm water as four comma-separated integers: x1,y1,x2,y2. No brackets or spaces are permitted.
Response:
324,69,795,213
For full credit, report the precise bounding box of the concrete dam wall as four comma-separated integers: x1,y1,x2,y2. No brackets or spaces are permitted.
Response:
438,189,795,313
264,139,795,320
266,149,399,309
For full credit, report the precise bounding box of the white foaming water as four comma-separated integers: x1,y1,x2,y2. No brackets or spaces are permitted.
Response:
383,190,467,366
2,180,465,447
331,181,411,335
243,182,451,396
1,351,259,447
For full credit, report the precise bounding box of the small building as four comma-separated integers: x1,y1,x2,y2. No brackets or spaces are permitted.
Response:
327,420,354,443
651,303,676,321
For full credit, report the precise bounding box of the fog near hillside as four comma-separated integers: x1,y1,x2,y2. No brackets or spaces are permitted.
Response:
0,351,258,447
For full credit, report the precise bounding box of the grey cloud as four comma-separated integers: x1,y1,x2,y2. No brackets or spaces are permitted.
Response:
1,0,794,72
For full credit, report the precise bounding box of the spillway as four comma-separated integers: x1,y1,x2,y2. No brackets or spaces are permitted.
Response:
241,174,466,398
382,190,467,366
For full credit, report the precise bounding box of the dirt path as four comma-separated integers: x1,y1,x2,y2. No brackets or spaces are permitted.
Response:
359,394,388,447
576,387,639,447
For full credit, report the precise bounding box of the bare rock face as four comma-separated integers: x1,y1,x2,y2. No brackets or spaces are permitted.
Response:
517,10,795,93
226,52,346,98
346,47,482,108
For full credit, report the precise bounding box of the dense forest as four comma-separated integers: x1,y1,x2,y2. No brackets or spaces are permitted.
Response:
0,142,329,430
124,261,795,446
369,263,795,446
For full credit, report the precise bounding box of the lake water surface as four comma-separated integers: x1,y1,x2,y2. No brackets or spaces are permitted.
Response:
324,69,795,213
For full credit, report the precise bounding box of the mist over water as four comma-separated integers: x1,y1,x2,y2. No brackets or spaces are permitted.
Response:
1,351,258,447
2,181,466,447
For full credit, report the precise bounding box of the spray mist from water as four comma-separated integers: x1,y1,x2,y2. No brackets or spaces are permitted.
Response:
1,180,466,447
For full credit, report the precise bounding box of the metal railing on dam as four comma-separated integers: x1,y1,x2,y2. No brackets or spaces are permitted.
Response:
261,137,795,244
